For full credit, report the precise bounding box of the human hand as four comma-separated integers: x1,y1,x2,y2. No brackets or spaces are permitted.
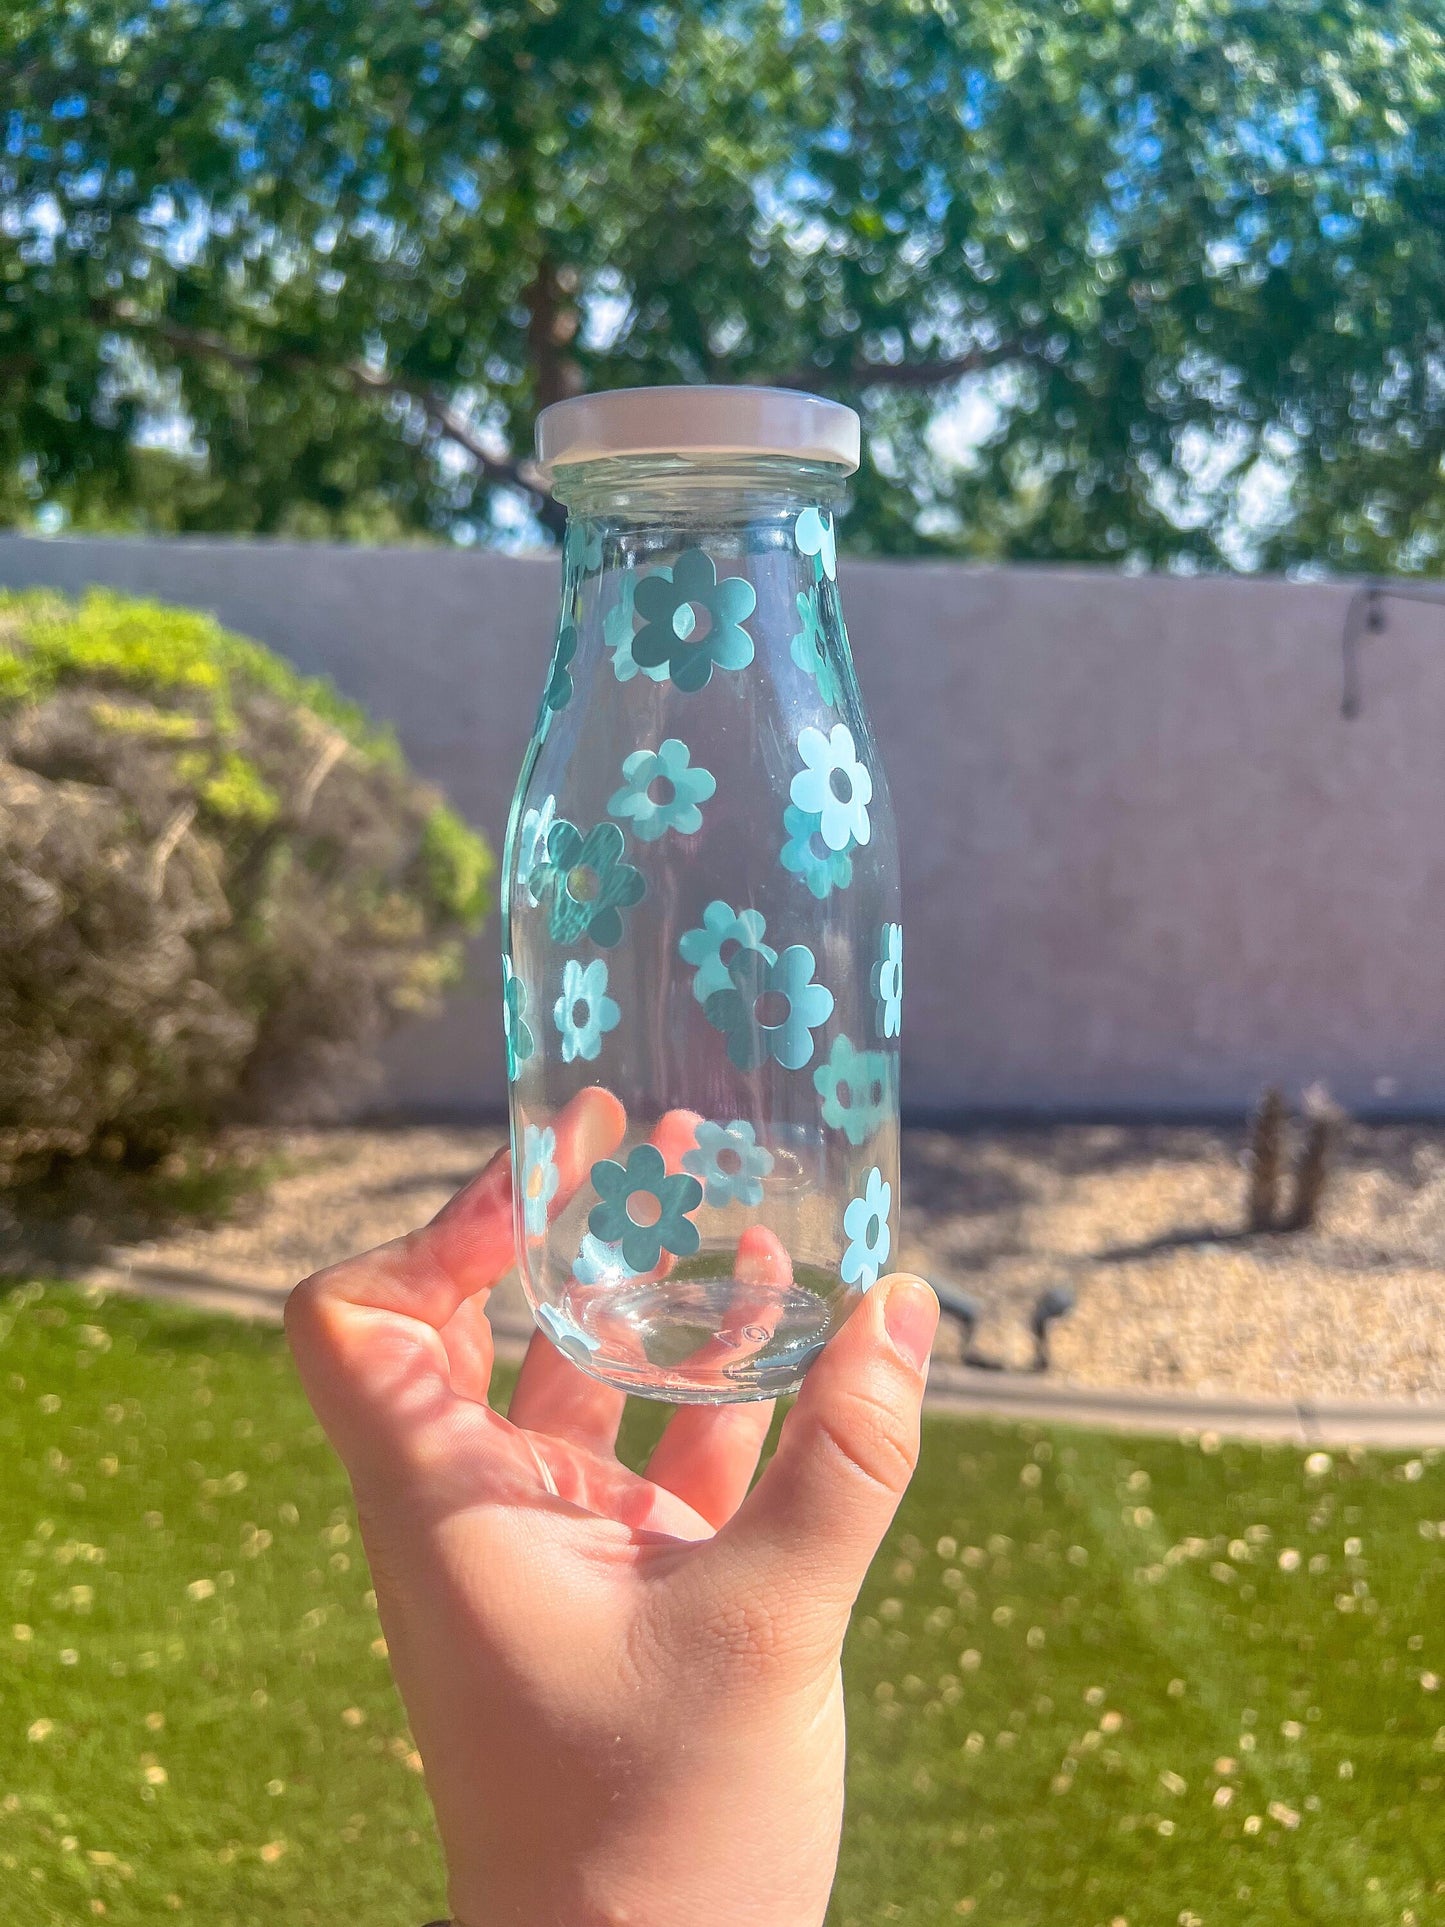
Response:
285,1086,938,1927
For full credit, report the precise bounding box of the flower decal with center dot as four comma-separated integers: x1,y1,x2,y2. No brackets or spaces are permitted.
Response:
790,587,839,706
604,573,669,686
631,549,756,692
502,958,534,1079
794,506,837,582
703,943,834,1072
535,1300,600,1363
815,1034,895,1147
682,1119,774,1208
842,1166,892,1289
531,818,646,948
780,804,854,900
790,722,872,852
521,1124,559,1238
588,1144,703,1274
873,922,903,1039
678,899,777,1004
554,957,620,1063
608,738,716,842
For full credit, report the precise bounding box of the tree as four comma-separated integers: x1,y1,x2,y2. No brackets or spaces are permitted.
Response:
2,0,1443,571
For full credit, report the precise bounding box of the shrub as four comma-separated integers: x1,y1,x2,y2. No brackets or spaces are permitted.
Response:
0,588,492,1183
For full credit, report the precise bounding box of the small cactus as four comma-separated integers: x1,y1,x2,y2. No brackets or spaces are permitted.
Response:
1284,1084,1343,1232
1245,1087,1288,1232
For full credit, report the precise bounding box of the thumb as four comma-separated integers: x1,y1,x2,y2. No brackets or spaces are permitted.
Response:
706,1273,938,1636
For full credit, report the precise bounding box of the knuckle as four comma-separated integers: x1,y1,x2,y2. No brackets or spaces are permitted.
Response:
813,1386,918,1498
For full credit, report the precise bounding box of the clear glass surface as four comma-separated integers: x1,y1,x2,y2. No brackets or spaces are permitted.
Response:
502,455,900,1401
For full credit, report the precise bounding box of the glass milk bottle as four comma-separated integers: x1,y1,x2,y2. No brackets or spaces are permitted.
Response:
502,387,900,1402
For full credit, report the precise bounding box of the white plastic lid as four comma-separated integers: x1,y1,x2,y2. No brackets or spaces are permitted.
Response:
535,384,860,478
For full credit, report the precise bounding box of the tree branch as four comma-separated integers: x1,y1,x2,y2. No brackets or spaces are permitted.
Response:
105,304,566,537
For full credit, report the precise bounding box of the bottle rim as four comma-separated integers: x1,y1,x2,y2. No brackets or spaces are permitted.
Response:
535,384,860,481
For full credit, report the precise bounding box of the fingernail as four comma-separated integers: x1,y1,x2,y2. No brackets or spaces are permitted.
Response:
882,1276,939,1373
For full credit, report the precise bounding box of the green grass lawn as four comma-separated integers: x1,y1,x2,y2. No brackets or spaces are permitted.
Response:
4,1282,1445,1927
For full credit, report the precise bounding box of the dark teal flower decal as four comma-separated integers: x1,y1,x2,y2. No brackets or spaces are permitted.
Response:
544,621,578,717
631,549,756,692
588,1143,703,1274
790,587,839,706
502,957,534,1080
814,1033,894,1146
703,943,834,1071
564,519,604,578
531,818,646,948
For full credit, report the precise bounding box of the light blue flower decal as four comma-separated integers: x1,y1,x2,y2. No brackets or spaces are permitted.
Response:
842,1166,892,1289
678,899,777,1005
554,957,621,1063
703,943,834,1072
682,1119,775,1208
631,549,756,692
571,1231,633,1286
790,587,839,706
502,957,534,1079
564,519,604,577
604,571,669,685
790,722,872,853
588,1143,703,1274
534,1300,601,1364
780,805,854,900
608,737,716,842
795,506,837,582
515,793,557,900
521,1124,559,1238
543,621,577,717
531,819,646,948
873,923,903,1039
814,1034,895,1147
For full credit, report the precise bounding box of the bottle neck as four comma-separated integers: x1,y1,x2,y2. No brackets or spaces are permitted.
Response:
550,454,850,531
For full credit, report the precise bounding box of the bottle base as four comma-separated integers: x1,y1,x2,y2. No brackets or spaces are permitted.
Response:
548,1274,845,1404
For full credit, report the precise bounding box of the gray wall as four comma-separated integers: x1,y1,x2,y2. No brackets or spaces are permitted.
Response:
3,533,1443,1116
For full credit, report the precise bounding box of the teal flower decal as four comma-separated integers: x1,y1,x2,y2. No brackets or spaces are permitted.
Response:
678,899,777,1005
571,1231,632,1286
780,805,854,900
790,587,839,706
564,519,604,577
531,819,646,948
554,957,620,1063
873,923,903,1040
703,943,834,1072
502,957,534,1079
514,793,557,900
631,549,756,692
521,1123,559,1238
814,1034,894,1147
544,621,577,717
588,1143,703,1274
795,506,837,582
842,1166,892,1290
682,1119,774,1208
535,1300,600,1364
608,737,717,842
791,722,872,852
604,572,668,686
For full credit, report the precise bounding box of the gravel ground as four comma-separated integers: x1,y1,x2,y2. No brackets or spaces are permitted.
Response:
103,1119,1445,1402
